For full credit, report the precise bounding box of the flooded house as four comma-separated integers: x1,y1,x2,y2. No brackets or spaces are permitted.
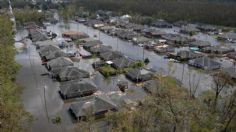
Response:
125,68,153,82
180,25,200,35
154,45,175,54
38,44,61,59
59,79,97,99
46,57,74,71
111,56,135,69
132,36,151,45
173,21,188,27
169,50,204,61
69,95,118,120
226,52,236,60
188,56,221,70
196,24,218,33
82,40,103,51
201,45,234,54
142,28,166,38
161,34,191,46
90,45,112,55
189,40,211,49
152,19,172,28
35,40,59,49
44,50,68,62
62,31,89,40
56,66,90,82
28,28,48,42
143,80,160,95
218,32,236,43
100,51,123,61
223,67,236,81
117,30,137,40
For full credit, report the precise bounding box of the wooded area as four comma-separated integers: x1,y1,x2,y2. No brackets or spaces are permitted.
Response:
74,0,236,27
0,13,30,132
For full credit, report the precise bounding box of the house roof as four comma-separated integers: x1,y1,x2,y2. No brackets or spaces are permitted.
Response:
126,68,153,82
45,50,68,60
176,50,203,59
58,66,90,80
112,56,134,69
90,45,112,54
143,80,159,94
60,79,97,96
39,44,61,57
188,56,221,70
69,95,118,118
47,57,73,69
100,51,123,61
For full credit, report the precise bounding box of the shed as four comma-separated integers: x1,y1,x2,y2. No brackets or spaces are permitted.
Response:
59,79,97,99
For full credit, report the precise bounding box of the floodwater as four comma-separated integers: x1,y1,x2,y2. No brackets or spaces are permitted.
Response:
15,20,235,132
47,22,219,92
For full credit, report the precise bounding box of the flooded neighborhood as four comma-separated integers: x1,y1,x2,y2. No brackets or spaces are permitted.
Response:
1,0,236,132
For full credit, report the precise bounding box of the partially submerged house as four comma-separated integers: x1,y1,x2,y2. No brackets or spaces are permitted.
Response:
38,44,61,58
132,36,151,45
161,34,191,46
62,31,89,40
46,57,74,71
152,20,172,28
226,52,236,60
197,24,218,33
90,45,112,55
189,40,211,49
188,56,221,70
201,46,234,54
59,79,97,99
56,66,90,82
28,28,48,42
142,28,166,38
169,50,203,61
180,25,200,35
82,40,103,51
143,80,160,94
44,50,68,61
125,68,153,82
111,56,135,69
154,45,175,54
218,32,236,43
69,95,118,120
100,51,123,61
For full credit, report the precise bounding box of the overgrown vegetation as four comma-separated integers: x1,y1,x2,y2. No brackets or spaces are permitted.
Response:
0,13,30,132
14,8,45,27
74,0,236,27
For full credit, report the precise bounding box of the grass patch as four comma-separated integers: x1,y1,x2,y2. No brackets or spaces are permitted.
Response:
99,65,117,78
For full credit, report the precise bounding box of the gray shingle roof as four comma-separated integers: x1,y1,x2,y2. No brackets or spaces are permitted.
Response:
58,66,90,81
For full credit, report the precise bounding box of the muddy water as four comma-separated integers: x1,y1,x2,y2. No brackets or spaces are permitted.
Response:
47,22,218,93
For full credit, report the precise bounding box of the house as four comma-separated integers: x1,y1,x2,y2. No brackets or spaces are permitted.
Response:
90,45,112,55
111,56,134,69
28,28,48,42
132,36,151,45
201,46,234,54
59,79,97,99
218,32,236,43
69,95,117,120
197,24,218,33
44,50,68,61
143,80,160,94
38,44,61,58
154,45,175,54
180,25,200,35
125,68,153,82
142,28,166,38
226,52,236,60
188,56,221,70
62,31,89,40
173,21,188,27
35,40,59,50
152,20,172,28
169,50,203,61
56,66,90,82
189,40,211,49
223,67,236,81
100,51,123,61
161,34,191,46
82,40,103,51
46,57,74,71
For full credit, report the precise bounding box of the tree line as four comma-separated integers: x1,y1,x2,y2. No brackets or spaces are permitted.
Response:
73,0,236,27
0,13,30,132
